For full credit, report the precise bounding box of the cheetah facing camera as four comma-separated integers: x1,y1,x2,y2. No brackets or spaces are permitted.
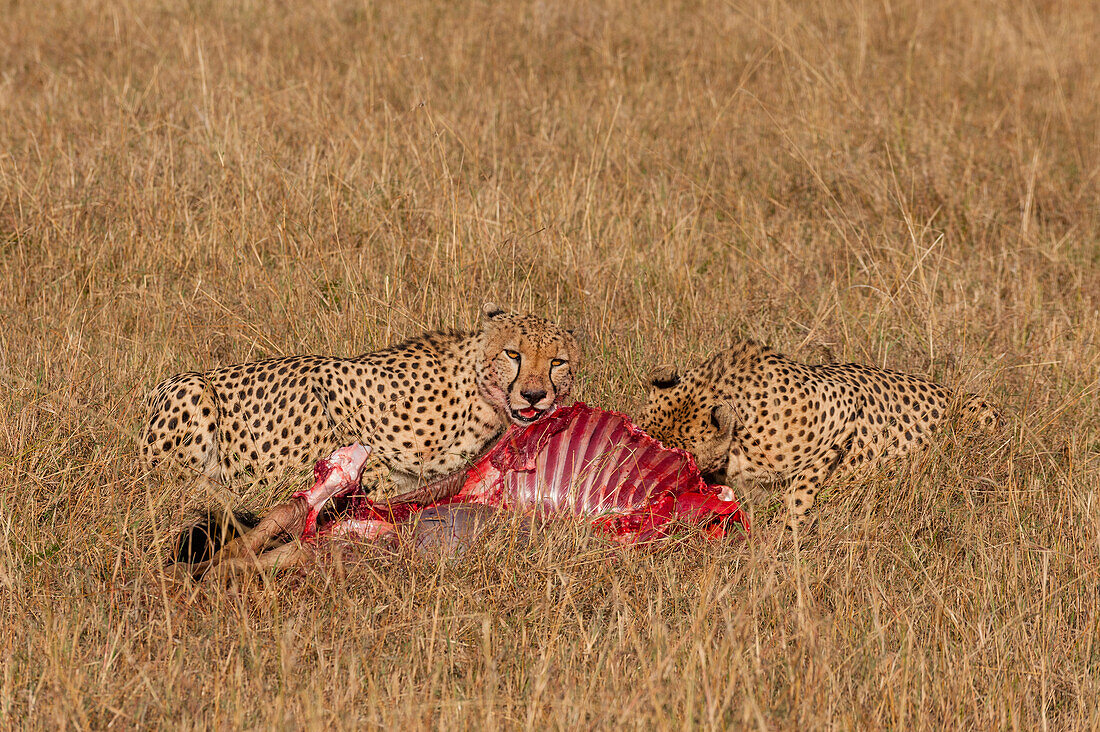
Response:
141,303,580,497
638,342,1003,530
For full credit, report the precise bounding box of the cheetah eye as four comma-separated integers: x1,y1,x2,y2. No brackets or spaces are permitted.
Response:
550,358,566,368
504,350,521,361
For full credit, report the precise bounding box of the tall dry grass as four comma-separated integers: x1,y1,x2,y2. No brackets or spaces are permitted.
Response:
2,0,1099,727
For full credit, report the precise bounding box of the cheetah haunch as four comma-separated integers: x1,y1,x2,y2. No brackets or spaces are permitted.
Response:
639,342,1003,530
141,304,579,497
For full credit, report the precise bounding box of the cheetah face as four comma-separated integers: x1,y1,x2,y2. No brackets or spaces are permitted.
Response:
638,366,735,477
476,303,580,426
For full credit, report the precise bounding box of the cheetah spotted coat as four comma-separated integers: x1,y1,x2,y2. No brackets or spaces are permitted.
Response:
141,305,580,496
639,342,1002,528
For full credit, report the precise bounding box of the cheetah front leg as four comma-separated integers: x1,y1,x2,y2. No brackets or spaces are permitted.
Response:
781,439,849,532
374,432,509,504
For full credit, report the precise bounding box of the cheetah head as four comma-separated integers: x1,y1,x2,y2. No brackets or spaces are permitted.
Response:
638,365,736,479
476,303,581,426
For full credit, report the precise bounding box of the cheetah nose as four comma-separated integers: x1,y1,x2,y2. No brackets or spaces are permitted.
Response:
520,388,547,406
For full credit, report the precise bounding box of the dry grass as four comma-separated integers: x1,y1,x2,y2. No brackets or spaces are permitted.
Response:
2,0,1099,727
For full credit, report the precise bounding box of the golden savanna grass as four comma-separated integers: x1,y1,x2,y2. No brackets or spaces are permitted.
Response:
2,0,1099,727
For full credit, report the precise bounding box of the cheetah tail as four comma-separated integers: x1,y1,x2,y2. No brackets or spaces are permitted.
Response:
170,508,262,565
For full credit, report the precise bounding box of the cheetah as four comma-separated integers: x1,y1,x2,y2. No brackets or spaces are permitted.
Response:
141,304,580,498
638,342,1003,529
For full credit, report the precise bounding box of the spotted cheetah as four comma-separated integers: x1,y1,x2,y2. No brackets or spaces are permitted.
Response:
638,342,1003,529
141,304,580,498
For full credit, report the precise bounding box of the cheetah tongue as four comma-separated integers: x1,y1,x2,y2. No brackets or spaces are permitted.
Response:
517,407,542,420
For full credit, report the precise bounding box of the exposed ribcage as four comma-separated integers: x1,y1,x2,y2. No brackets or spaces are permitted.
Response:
496,407,705,516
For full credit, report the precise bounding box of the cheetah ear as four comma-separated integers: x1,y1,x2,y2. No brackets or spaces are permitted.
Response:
482,302,506,319
564,324,586,344
647,365,680,390
711,404,735,437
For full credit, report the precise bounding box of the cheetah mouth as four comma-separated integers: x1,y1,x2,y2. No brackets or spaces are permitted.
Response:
511,406,547,424
701,469,728,486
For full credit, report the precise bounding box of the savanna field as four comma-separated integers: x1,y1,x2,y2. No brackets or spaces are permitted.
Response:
2,0,1099,727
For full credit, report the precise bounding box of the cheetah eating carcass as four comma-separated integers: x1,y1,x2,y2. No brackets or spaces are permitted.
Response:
639,341,1005,529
